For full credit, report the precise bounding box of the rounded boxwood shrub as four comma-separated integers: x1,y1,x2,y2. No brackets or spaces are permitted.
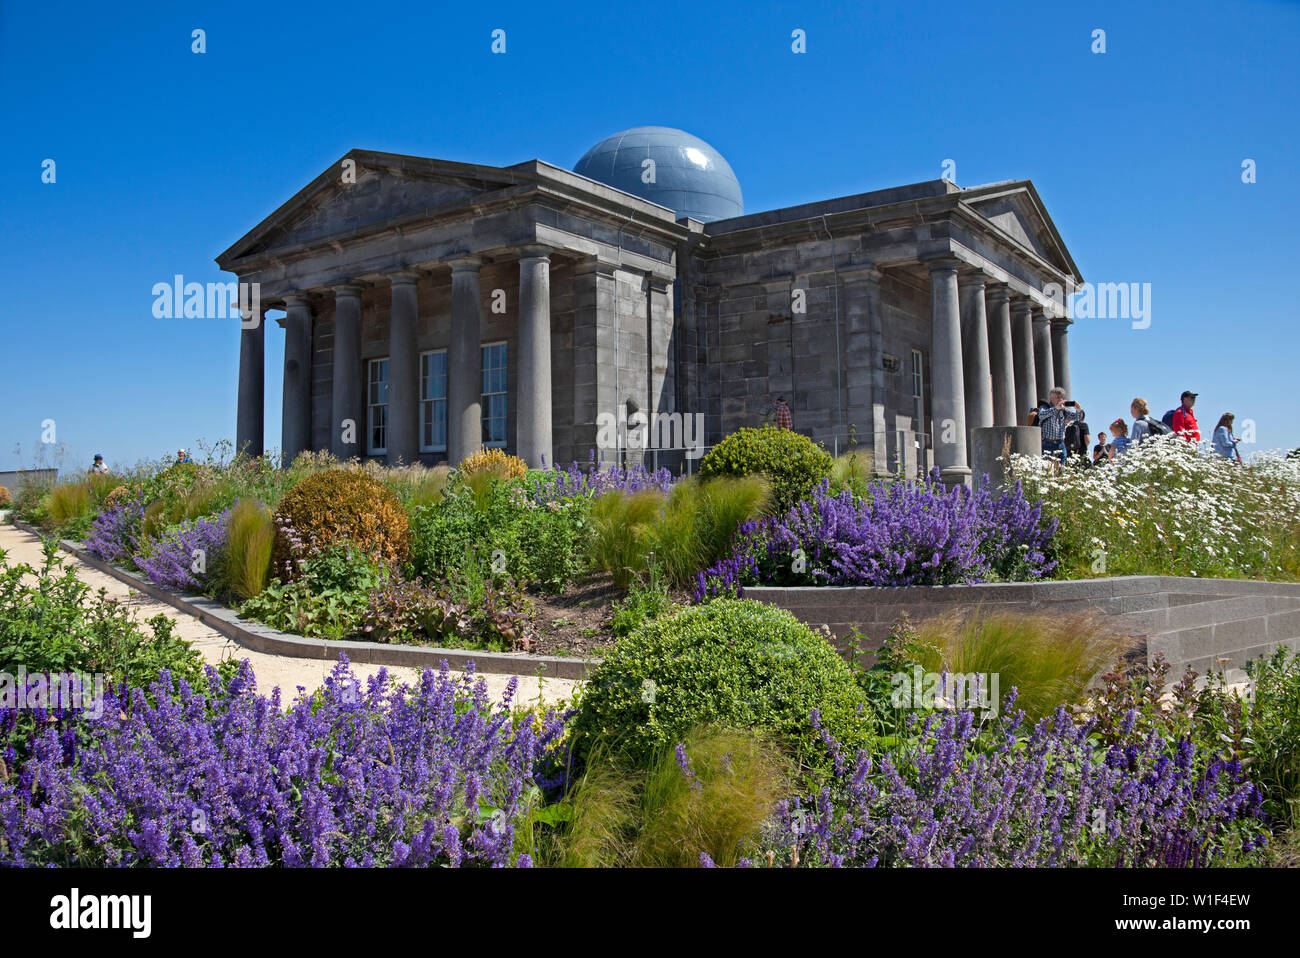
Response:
272,469,409,576
698,426,832,512
571,599,873,767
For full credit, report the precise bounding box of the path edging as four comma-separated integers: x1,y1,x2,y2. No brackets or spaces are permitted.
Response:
10,519,596,680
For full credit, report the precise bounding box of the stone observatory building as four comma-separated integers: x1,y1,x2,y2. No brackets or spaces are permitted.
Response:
217,125,1082,484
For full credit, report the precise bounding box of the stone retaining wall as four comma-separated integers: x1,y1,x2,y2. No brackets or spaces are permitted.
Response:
748,576,1300,676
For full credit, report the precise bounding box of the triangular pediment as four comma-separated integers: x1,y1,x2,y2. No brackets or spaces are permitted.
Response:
961,181,1082,283
217,151,529,266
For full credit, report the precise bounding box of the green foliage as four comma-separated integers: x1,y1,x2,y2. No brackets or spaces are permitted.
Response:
358,569,534,652
698,425,833,512
587,489,662,590
829,449,876,499
587,477,769,589
0,539,203,697
224,499,275,600
404,466,451,510
46,482,91,529
1097,649,1300,832
409,476,590,595
571,599,874,769
240,543,385,641
556,727,787,867
609,562,676,639
898,608,1130,722
1241,649,1300,828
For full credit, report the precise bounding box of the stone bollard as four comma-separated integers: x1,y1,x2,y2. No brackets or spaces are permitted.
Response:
971,425,1041,493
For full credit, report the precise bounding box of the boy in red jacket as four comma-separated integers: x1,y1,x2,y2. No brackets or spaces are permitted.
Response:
1172,390,1201,443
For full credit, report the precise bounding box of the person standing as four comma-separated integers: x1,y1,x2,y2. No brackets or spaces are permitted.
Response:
1036,388,1084,464
89,454,108,474
1171,390,1201,443
772,396,792,430
1212,413,1243,461
1107,418,1132,459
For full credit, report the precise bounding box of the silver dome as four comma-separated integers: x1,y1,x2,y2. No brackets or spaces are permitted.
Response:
573,126,743,223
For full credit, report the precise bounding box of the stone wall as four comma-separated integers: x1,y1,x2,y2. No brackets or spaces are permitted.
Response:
748,577,1300,676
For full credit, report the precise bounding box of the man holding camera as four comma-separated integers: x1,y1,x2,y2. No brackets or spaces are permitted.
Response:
1036,387,1084,464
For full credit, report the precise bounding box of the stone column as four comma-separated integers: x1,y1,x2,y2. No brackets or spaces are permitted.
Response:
448,257,483,465
386,271,420,465
985,284,1017,427
958,272,994,465
1010,298,1038,423
236,306,265,458
330,284,363,460
928,259,970,485
281,295,313,466
1032,306,1055,400
1051,317,1073,401
517,246,553,468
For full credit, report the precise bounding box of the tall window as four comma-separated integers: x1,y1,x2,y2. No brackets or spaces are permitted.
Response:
367,357,389,455
911,348,925,436
420,350,448,453
482,341,507,448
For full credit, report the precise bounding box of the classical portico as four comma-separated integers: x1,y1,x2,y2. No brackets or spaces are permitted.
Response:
219,151,684,469
219,137,1082,484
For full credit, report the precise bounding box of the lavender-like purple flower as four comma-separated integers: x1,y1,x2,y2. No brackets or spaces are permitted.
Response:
0,656,567,868
695,471,1057,599
84,497,146,564
763,699,1266,868
133,510,230,593
532,452,674,504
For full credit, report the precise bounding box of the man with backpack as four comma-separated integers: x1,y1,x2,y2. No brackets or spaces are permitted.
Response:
1163,390,1201,443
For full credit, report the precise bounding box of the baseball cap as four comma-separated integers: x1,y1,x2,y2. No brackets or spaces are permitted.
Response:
1181,390,1198,400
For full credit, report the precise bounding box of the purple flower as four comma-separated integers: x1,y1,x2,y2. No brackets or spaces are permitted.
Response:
0,656,567,868
134,510,230,593
696,471,1057,598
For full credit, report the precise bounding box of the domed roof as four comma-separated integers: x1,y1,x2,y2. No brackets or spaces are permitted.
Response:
573,126,743,223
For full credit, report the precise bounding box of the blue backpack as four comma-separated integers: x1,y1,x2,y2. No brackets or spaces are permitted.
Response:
1161,409,1178,430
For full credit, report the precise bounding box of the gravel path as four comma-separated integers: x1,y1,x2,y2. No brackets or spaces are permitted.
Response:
0,521,578,708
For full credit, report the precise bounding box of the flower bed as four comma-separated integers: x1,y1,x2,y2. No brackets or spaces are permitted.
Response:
695,471,1056,600
0,658,564,867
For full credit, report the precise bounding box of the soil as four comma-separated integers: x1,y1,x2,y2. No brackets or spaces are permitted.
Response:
522,574,692,658
523,574,623,657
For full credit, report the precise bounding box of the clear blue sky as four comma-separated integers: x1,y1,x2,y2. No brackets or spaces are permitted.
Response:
3,0,1298,474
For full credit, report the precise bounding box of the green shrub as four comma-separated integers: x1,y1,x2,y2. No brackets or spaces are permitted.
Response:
272,469,409,575
241,543,385,640
571,599,874,768
559,726,787,867
224,499,275,600
698,426,832,512
408,476,589,594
